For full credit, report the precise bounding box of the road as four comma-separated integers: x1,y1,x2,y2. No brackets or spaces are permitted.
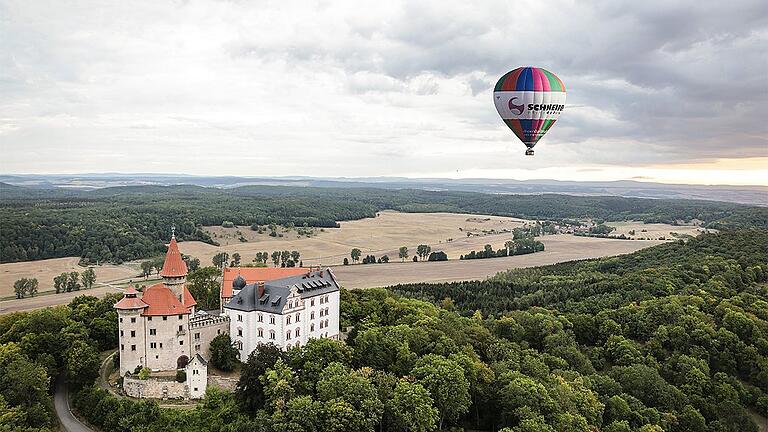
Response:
54,376,95,432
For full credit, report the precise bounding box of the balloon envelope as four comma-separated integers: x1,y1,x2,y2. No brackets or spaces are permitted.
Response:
493,66,566,155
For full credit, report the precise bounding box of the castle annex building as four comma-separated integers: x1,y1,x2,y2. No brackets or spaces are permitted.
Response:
114,233,340,399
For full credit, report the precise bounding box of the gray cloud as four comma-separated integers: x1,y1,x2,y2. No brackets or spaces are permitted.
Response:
0,0,766,180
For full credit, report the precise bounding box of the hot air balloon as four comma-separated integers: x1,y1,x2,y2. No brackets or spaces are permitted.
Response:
493,66,566,156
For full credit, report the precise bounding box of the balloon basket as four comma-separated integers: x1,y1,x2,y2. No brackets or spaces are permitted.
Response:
525,148,534,156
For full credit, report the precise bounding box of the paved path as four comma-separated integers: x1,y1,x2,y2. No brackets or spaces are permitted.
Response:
53,376,95,432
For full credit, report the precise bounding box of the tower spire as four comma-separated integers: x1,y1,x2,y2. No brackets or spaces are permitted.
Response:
171,225,176,239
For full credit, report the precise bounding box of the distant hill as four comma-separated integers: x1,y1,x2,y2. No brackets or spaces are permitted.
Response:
1,174,765,206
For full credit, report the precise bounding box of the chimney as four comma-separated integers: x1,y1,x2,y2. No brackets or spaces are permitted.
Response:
258,281,265,298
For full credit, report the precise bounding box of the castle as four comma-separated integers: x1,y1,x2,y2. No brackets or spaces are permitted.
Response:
114,233,340,399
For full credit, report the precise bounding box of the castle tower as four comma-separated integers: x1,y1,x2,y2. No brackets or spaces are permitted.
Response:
160,229,188,300
114,285,148,375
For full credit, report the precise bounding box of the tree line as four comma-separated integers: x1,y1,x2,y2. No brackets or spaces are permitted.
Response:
460,238,545,260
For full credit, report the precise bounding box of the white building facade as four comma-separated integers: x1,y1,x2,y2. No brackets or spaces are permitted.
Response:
224,268,341,360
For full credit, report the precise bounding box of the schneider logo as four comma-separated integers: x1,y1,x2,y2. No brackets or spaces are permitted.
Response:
527,103,564,113
508,97,524,115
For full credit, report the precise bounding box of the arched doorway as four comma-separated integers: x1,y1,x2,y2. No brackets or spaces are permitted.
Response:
177,355,189,369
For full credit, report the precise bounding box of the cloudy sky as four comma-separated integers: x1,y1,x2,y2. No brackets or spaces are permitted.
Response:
1,0,766,185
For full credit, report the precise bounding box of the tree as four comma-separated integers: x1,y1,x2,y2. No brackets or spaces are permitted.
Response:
231,253,241,267
212,252,230,269
183,255,200,271
411,354,470,429
81,268,96,289
151,257,165,277
399,246,409,262
66,272,81,292
344,257,349,265
210,333,239,372
271,251,281,267
187,266,221,310
26,278,38,297
236,343,285,412
140,261,154,279
505,240,515,255
413,256,418,262
417,244,431,261
280,250,290,267
427,251,447,261
380,255,390,263
389,380,439,432
316,362,384,431
54,273,68,293
66,340,100,389
351,248,362,264
13,278,29,299
290,250,300,264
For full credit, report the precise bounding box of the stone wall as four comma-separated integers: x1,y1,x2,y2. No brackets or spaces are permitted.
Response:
123,376,188,399
208,375,237,392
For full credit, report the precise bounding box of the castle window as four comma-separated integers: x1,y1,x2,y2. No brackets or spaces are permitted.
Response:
237,341,243,350
310,324,314,332
120,330,123,336
295,313,300,322
320,297,324,305
178,325,183,332
163,316,167,321
238,328,243,337
148,317,152,321
120,318,123,323
289,301,293,308
311,299,315,306
258,328,263,337
325,319,329,327
121,344,124,350
179,315,183,319
194,387,198,392
179,340,184,346
270,316,275,325
150,329,156,336
258,314,263,323
237,314,242,322
131,345,136,351
320,321,324,329
131,318,136,323
159,343,163,348
195,344,201,351
131,330,136,337
194,332,200,340
150,342,157,349
295,328,300,337
269,330,275,340
286,316,292,325
286,331,291,340
311,311,315,320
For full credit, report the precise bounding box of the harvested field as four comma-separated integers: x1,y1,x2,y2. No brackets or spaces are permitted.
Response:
0,257,139,298
606,221,707,240
0,212,698,314
331,235,665,289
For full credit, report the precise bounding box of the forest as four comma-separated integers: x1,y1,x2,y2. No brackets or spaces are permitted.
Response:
2,182,767,263
1,229,766,431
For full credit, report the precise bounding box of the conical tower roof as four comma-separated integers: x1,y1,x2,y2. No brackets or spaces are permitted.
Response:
160,235,188,278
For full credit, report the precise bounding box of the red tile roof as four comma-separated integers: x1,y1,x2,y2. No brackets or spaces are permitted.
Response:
114,285,148,310
160,236,188,278
221,267,310,298
141,283,191,316
182,285,197,309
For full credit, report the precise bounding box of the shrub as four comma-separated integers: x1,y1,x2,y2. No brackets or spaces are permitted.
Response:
176,370,186,383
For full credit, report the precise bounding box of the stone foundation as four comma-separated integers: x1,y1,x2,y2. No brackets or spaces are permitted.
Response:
123,376,188,399
208,375,237,392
